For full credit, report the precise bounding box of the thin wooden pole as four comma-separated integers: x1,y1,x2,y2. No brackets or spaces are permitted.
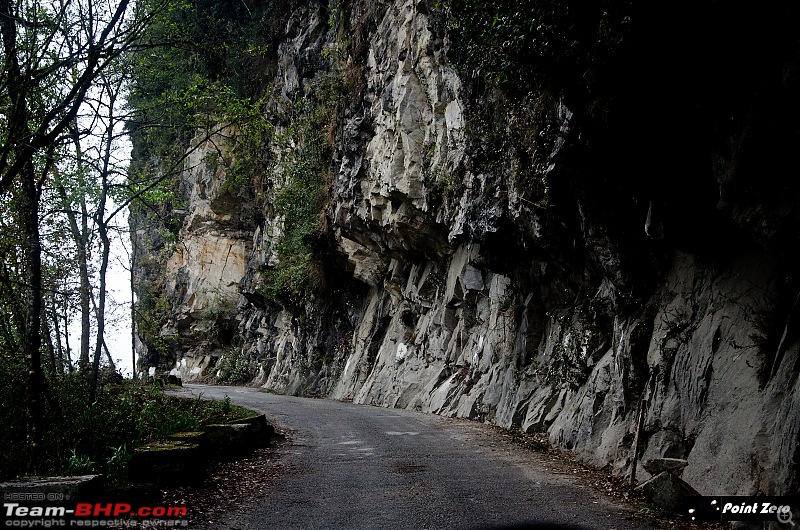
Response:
630,396,647,487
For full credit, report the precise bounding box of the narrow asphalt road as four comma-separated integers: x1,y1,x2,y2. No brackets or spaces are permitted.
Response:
180,384,656,530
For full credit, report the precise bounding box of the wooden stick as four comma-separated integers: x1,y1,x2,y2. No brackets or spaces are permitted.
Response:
630,396,647,487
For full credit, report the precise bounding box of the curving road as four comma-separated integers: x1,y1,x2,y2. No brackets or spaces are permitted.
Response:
180,384,656,530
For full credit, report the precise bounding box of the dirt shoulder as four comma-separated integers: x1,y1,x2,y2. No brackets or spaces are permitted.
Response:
493,428,726,530
160,429,292,529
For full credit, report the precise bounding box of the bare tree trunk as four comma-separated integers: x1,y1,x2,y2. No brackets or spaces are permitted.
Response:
56,133,92,372
49,302,66,374
77,205,91,370
130,243,137,379
89,196,110,404
3,0,47,468
62,295,73,372
21,160,46,472
89,81,118,404
629,396,647,487
103,338,116,371
42,308,57,375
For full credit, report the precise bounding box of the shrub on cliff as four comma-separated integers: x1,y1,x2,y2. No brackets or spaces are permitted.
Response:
439,0,634,97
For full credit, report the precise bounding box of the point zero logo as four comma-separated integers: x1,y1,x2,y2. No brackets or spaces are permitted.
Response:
687,496,798,525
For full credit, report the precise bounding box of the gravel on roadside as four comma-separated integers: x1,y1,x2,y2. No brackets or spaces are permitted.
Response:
160,430,292,529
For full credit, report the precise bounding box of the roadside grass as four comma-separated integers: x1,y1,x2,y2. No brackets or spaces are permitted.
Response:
0,373,254,483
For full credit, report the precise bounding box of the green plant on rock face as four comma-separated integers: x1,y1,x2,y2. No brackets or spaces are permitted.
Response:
424,142,437,161
432,0,636,206
65,451,95,475
261,64,356,309
202,149,222,175
105,445,132,483
215,348,254,384
201,288,241,345
133,290,173,358
437,0,634,96
297,347,333,374
462,93,554,200
215,90,274,196
425,155,457,199
327,0,343,28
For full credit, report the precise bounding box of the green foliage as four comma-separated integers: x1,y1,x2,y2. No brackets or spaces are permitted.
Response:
105,445,133,483
65,451,95,475
422,142,458,199
0,359,28,477
133,290,174,358
215,347,254,384
430,1,636,204
190,394,252,425
0,374,257,481
127,0,365,315
542,309,605,390
262,45,363,310
432,165,457,198
127,0,287,137
204,87,274,197
125,169,183,206
327,0,343,28
261,73,350,309
126,0,286,210
439,0,634,96
547,339,590,389
135,383,201,440
0,376,159,479
201,289,240,344
468,92,556,197
265,152,327,308
0,200,24,357
297,348,334,375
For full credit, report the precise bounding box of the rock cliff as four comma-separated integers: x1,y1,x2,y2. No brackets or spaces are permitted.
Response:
131,0,800,497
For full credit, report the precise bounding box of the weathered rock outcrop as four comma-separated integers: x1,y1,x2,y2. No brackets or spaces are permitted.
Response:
133,130,255,380
132,0,800,498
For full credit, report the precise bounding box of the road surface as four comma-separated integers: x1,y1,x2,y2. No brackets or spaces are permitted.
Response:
180,384,656,530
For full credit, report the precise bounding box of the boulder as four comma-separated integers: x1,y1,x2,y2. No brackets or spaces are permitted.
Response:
635,471,701,514
643,458,689,477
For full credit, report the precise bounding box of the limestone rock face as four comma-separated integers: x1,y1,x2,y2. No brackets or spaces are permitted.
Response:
136,130,254,381
132,0,800,498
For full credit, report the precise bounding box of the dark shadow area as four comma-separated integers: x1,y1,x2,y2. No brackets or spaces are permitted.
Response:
473,523,589,530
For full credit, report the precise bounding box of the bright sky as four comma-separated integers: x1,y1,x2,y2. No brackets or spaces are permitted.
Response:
64,204,135,378
78,76,136,378
105,211,135,377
